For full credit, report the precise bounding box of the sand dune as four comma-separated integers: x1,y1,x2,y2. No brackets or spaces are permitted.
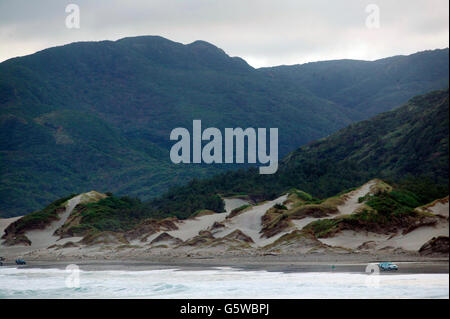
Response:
213,195,288,247
386,224,449,251
419,197,449,217
166,213,229,241
224,198,250,214
0,192,104,258
291,181,376,233
1,183,448,260
0,216,22,239
335,181,376,216
140,198,251,243
25,195,83,249
321,195,449,252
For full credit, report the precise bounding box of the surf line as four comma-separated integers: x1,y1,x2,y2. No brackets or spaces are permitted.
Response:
169,120,278,174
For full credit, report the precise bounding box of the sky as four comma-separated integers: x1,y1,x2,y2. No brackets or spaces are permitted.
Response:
0,0,448,68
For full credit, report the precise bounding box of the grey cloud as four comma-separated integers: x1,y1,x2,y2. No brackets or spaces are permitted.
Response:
0,0,448,67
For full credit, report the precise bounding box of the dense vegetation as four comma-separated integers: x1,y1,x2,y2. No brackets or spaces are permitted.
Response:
149,183,225,219
261,48,449,118
140,90,449,219
37,191,223,235
68,195,151,234
0,35,448,217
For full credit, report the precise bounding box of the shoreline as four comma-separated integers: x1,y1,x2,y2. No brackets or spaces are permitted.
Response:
2,255,448,274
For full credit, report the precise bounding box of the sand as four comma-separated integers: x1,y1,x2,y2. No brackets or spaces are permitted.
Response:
426,198,449,217
213,195,288,247
223,198,250,213
382,223,449,251
321,196,449,251
0,216,21,238
0,193,100,257
335,180,375,216
1,255,448,275
25,195,83,249
292,181,376,235
166,213,229,241
139,198,251,243
1,183,448,262
320,231,389,249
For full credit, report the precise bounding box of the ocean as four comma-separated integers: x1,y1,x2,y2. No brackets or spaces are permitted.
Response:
0,266,448,299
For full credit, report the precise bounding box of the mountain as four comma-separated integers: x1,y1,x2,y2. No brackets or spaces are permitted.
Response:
147,89,449,218
0,35,448,217
260,48,449,119
1,90,448,257
281,88,449,194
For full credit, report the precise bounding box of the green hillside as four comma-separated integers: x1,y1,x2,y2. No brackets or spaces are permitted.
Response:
3,90,448,235
147,89,449,218
0,35,448,217
260,49,449,119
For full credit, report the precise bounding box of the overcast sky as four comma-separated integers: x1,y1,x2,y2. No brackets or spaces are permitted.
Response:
0,0,448,67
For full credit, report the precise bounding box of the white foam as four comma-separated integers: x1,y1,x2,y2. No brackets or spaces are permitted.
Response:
0,267,447,299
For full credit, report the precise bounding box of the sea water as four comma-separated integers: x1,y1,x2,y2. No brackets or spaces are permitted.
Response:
0,266,448,299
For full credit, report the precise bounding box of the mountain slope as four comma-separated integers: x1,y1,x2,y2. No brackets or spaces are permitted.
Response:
0,36,448,217
0,36,352,217
281,88,449,193
148,89,449,218
260,48,449,119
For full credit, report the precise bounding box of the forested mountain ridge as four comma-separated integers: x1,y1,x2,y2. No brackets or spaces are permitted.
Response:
260,48,449,119
146,89,449,219
0,35,448,217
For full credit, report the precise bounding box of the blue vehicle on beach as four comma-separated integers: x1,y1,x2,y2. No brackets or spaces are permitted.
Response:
378,262,398,271
15,259,26,265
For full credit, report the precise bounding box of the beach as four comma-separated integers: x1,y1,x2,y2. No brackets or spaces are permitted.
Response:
1,255,448,273
0,257,448,299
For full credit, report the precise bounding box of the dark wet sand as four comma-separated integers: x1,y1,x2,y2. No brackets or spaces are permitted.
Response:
4,255,448,274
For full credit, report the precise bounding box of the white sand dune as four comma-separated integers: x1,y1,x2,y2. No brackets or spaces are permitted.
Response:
142,198,251,243
0,216,22,239
1,184,447,259
224,198,250,214
209,182,376,248
423,198,449,217
321,222,449,252
25,194,83,249
145,195,287,247
0,182,379,254
320,231,389,249
1,191,105,257
290,180,450,252
321,195,449,252
214,195,288,247
166,213,229,241
335,180,376,217
385,224,449,251
0,195,83,258
384,197,449,251
291,181,376,233
291,217,320,230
